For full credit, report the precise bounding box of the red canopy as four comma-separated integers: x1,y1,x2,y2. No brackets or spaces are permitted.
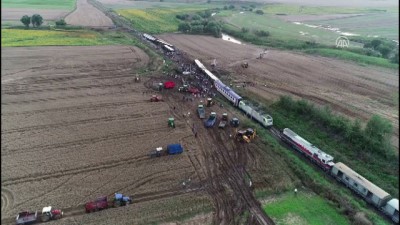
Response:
164,81,175,89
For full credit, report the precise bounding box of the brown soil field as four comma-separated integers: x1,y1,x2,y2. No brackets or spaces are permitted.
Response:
65,0,114,27
1,8,69,21
1,45,296,224
157,34,399,151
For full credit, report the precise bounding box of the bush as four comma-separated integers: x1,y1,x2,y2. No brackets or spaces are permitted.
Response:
191,25,204,34
254,30,270,37
255,9,264,15
228,5,235,9
191,14,202,20
55,19,67,26
241,27,249,33
178,22,191,33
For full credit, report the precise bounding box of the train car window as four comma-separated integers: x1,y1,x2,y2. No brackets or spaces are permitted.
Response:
345,176,349,181
354,183,358,187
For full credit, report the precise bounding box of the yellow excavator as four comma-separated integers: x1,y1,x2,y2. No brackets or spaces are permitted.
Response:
235,128,256,143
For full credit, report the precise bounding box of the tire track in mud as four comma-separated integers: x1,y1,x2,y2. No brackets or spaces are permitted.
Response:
2,154,150,186
208,130,274,225
2,81,137,96
0,187,203,225
1,188,15,213
3,127,170,155
2,100,148,116
2,110,168,134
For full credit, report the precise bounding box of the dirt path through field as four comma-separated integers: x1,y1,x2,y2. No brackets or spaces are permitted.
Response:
65,0,114,27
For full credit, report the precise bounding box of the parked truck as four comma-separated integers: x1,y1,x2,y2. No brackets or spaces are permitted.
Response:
218,113,228,129
16,211,38,225
197,105,205,119
204,112,217,128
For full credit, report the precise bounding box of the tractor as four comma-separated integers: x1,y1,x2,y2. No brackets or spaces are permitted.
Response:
113,193,132,207
150,147,165,158
40,206,63,222
150,95,162,102
168,118,175,128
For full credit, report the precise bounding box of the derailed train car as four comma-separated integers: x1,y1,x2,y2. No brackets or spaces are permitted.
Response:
332,163,399,223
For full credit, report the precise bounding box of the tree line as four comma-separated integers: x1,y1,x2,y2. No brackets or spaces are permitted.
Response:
20,14,67,28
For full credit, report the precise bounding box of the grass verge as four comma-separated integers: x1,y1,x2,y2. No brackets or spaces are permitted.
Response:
2,0,76,10
264,191,351,225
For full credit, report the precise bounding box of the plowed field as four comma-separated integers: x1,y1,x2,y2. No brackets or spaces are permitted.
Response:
2,45,293,224
65,0,114,27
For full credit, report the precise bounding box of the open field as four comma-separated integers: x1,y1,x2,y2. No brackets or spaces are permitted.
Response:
1,0,76,10
65,0,114,27
1,29,131,47
157,34,399,150
263,191,351,225
1,0,76,27
1,44,297,224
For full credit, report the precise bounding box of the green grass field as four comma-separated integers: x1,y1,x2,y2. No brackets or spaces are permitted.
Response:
1,28,139,47
264,191,351,225
116,6,214,34
1,0,76,10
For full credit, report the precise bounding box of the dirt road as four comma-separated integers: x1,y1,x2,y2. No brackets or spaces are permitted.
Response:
65,0,114,27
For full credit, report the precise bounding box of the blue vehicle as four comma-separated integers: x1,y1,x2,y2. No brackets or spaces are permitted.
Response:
204,112,217,128
113,193,132,207
167,144,184,155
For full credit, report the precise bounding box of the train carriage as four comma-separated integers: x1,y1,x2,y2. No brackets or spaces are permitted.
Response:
331,162,392,208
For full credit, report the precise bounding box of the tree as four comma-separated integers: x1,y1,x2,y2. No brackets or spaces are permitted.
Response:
191,25,204,34
31,14,43,27
228,5,235,9
20,15,31,28
390,52,399,64
178,22,191,33
241,27,249,33
370,39,382,49
377,45,391,58
364,115,392,144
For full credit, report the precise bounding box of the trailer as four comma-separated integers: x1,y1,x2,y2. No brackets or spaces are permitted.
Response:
167,144,183,155
218,113,228,129
85,196,108,213
197,105,205,119
16,211,38,225
204,112,217,128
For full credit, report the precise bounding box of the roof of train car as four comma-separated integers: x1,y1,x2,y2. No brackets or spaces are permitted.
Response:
143,33,156,41
194,59,219,81
215,80,242,100
334,162,390,199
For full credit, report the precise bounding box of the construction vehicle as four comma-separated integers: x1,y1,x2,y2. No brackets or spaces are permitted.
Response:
206,98,214,107
241,61,248,68
218,113,228,129
113,193,132,207
197,105,205,119
236,130,250,143
168,118,175,128
85,196,109,213
235,128,256,143
150,95,162,102
16,207,63,224
204,112,217,128
150,147,165,158
230,118,239,127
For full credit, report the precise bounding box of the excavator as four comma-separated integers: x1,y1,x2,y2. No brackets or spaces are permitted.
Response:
235,128,256,143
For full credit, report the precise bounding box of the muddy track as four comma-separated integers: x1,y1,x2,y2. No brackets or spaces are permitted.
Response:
0,186,203,225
